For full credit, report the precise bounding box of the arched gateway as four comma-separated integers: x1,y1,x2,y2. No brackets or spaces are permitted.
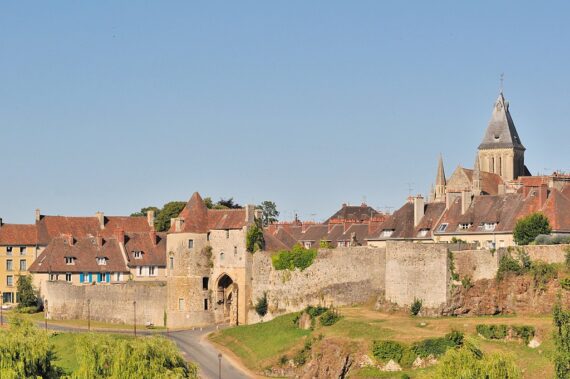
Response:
216,273,239,325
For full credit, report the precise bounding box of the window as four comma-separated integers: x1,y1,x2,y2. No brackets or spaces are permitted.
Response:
96,257,107,265
381,229,394,237
137,266,143,276
204,298,209,311
6,246,12,255
65,256,75,265
169,256,174,270
458,223,472,230
437,223,448,232
226,230,230,239
202,277,209,290
234,246,238,255
6,275,13,287
19,259,26,271
83,273,90,283
219,252,224,261
49,274,59,281
20,247,26,255
483,222,497,231
417,229,429,237
188,239,194,249
178,298,185,311
115,272,122,282
133,251,143,259
499,240,505,248
2,292,14,304
6,259,13,271
207,232,211,241
65,273,72,282
486,240,495,249
303,241,312,249
149,266,156,276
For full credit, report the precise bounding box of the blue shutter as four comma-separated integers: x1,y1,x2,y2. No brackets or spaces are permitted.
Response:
106,273,110,283
80,273,84,283
88,273,92,283
97,273,101,283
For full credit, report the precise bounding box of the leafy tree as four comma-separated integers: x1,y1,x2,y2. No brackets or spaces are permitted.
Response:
246,220,265,253
272,244,317,271
0,316,62,378
155,201,186,232
16,274,38,309
254,293,268,317
215,198,242,209
257,201,279,226
203,197,214,209
553,299,570,378
410,298,422,316
513,212,552,245
130,206,160,218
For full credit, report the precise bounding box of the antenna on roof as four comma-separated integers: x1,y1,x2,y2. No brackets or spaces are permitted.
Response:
406,182,415,196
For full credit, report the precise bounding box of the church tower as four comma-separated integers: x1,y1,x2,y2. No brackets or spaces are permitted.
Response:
433,154,446,202
477,92,526,181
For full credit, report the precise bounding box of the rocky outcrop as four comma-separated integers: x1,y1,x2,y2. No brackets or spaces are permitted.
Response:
301,339,354,379
442,274,570,316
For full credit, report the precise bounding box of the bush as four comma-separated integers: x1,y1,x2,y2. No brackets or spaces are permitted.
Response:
497,255,523,280
462,276,473,289
566,247,570,269
530,261,557,290
272,244,317,271
560,278,570,290
319,240,334,249
410,298,422,316
246,220,265,253
476,324,508,340
15,305,40,314
513,212,552,246
255,292,268,317
372,340,405,363
319,310,341,326
305,305,328,318
16,275,38,309
399,349,417,368
512,325,535,344
535,234,570,245
293,338,312,366
411,331,463,358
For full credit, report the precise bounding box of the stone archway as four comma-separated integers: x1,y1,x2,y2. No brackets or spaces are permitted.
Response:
216,273,239,325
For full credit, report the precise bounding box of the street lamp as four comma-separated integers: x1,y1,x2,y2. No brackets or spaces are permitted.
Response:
133,301,137,337
218,353,222,379
1,294,3,326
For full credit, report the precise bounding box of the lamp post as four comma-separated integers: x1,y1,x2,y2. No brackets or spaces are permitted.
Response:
87,299,91,332
44,299,48,331
1,294,3,326
133,301,137,337
218,353,222,379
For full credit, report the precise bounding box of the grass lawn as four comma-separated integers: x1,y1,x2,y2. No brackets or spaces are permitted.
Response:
209,312,311,370
210,306,556,378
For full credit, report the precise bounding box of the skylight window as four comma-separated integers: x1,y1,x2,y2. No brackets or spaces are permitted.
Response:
381,229,394,237
437,223,448,232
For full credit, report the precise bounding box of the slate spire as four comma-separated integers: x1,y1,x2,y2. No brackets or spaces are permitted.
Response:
478,92,525,151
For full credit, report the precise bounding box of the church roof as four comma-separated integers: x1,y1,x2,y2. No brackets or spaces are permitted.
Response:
479,92,525,150
436,154,446,186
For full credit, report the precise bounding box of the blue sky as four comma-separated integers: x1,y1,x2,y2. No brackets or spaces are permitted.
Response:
2,1,570,223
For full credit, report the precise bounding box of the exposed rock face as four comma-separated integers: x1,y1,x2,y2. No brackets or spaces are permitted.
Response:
442,274,570,316
297,312,312,330
528,337,542,348
301,339,354,379
382,359,401,372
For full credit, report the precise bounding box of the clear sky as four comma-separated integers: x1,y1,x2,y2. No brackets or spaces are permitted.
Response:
2,1,570,224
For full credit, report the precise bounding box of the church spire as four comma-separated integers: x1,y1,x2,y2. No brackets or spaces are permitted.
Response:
473,154,482,196
434,154,446,202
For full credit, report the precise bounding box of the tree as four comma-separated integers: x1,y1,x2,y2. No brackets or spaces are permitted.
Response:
258,201,279,226
203,197,214,209
130,206,160,218
17,274,38,309
215,198,242,209
513,212,552,245
553,299,570,378
246,220,265,253
254,293,268,317
155,201,186,232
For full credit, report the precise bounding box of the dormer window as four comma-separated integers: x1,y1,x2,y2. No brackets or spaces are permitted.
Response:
133,251,143,259
417,229,429,237
483,222,497,231
437,223,448,232
458,223,472,231
381,229,394,238
64,256,75,265
96,257,107,266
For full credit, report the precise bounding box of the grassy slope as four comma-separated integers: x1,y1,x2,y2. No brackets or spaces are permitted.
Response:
210,306,556,379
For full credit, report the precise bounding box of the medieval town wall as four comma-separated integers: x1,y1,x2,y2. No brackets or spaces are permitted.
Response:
521,244,570,264
384,241,449,308
44,281,167,326
452,249,505,281
248,247,385,323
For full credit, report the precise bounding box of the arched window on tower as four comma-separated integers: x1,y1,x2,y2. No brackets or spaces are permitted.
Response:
498,157,502,176
490,157,495,173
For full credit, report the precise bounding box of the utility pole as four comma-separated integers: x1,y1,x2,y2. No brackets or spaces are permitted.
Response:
133,301,137,337
218,353,222,379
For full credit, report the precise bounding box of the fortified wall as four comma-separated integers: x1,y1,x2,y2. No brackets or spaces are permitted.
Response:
45,281,167,326
248,247,385,322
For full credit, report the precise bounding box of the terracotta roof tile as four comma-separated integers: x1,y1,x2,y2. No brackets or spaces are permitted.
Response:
124,232,167,267
0,224,38,245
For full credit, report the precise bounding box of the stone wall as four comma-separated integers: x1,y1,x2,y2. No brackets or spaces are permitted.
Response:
453,249,505,281
384,241,449,308
248,247,385,322
44,281,167,326
522,244,570,264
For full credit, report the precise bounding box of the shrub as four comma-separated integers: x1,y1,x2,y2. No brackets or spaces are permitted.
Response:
279,355,288,366
320,310,341,326
565,247,570,269
401,374,411,379
305,305,328,318
530,261,557,290
399,349,417,368
15,305,40,314
513,212,552,246
518,250,532,270
272,244,317,271
476,324,508,340
16,275,38,309
319,240,334,249
411,331,463,358
255,292,268,317
246,220,265,253
497,255,523,280
560,278,570,290
512,325,535,344
410,298,422,316
535,234,570,245
462,276,473,289
372,340,405,363
293,338,312,366
446,330,465,347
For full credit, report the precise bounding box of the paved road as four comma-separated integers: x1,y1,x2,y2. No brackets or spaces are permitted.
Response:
0,315,252,379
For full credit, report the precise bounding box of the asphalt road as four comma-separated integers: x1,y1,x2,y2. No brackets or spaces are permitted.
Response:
0,314,252,379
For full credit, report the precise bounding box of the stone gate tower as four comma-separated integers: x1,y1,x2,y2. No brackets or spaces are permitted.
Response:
477,92,527,181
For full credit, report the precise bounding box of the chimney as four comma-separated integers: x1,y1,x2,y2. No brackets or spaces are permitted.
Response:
538,184,548,207
115,228,125,245
96,235,103,247
64,234,74,245
413,195,425,227
35,209,41,222
0,218,3,227
146,210,155,228
245,204,255,224
254,208,263,220
171,217,183,232
461,191,473,215
95,211,105,229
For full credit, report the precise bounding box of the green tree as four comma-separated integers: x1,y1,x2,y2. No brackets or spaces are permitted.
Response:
16,274,38,309
246,220,265,253
255,293,268,317
513,212,552,245
553,299,570,378
215,198,242,209
130,206,160,218
155,201,186,232
203,197,214,209
257,201,279,226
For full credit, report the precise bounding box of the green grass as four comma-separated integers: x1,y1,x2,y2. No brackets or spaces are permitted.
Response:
209,312,311,369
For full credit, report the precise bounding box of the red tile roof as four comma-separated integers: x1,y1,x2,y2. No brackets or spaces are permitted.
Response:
0,224,38,245
124,232,167,267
